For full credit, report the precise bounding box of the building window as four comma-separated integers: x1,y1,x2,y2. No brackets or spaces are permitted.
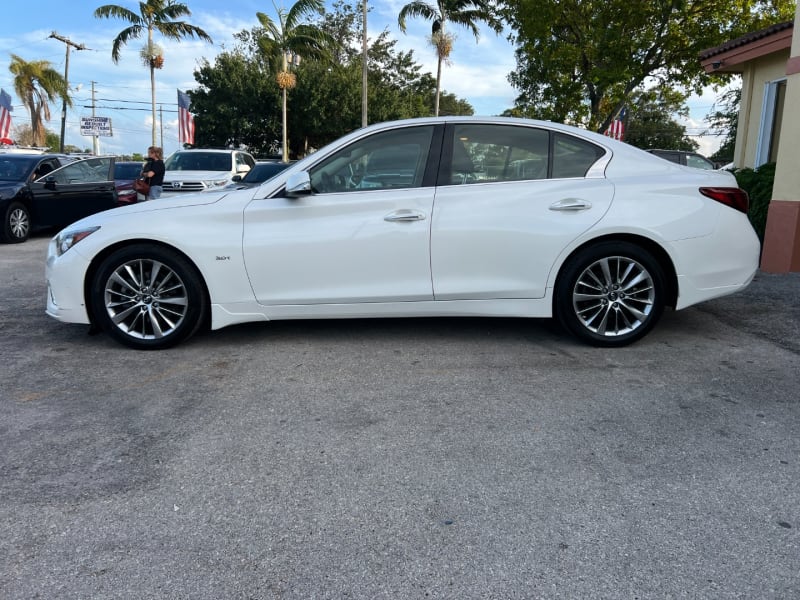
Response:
757,78,787,167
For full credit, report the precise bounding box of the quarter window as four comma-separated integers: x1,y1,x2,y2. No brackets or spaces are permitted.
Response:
236,152,255,170
551,133,605,178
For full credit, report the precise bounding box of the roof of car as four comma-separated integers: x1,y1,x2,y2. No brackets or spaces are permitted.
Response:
0,152,78,161
172,148,252,154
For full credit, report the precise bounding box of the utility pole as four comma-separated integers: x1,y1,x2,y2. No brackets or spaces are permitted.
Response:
91,81,99,155
362,0,368,128
49,32,88,153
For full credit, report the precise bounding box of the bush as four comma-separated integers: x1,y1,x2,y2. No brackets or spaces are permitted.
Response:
733,162,775,243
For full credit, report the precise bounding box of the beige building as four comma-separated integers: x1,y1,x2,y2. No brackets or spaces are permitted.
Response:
700,9,800,272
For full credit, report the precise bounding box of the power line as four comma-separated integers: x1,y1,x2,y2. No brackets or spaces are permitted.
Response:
83,105,178,113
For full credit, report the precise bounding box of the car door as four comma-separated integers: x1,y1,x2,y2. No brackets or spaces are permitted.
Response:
431,123,614,300
242,124,441,305
29,157,117,228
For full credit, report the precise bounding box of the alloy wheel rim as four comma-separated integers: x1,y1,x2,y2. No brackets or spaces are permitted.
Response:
10,208,29,239
572,256,655,337
104,259,188,340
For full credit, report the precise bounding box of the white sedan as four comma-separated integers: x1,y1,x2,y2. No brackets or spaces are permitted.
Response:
46,117,760,350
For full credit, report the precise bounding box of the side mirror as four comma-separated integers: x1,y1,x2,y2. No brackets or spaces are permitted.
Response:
44,177,57,190
231,174,243,182
285,172,312,197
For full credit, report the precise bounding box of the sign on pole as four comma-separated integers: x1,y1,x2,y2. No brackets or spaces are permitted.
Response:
80,116,113,137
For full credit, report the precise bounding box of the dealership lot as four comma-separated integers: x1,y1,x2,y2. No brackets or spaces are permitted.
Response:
2,234,799,598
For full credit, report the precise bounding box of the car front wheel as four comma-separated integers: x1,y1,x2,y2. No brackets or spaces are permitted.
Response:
90,245,208,350
556,242,665,347
2,201,31,243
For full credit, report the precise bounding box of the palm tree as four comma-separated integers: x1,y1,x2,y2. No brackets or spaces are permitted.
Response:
398,0,501,116
256,0,332,162
8,54,71,147
94,0,212,146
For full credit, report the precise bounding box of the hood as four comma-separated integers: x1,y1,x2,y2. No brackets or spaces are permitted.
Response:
64,190,230,231
0,181,25,199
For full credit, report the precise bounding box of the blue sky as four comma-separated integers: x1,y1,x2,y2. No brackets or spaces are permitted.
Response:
0,0,722,157
0,0,518,156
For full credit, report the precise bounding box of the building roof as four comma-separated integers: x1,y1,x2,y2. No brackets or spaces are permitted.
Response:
699,21,793,73
700,21,793,60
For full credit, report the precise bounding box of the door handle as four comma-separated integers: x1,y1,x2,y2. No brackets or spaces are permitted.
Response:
549,198,592,211
384,210,426,222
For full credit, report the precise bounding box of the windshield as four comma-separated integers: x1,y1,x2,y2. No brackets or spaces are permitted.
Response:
0,156,37,182
164,152,232,172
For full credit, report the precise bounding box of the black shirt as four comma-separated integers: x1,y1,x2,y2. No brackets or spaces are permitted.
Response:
143,158,165,186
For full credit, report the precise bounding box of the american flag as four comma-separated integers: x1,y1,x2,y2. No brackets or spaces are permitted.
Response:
0,88,13,144
604,107,626,141
177,90,195,145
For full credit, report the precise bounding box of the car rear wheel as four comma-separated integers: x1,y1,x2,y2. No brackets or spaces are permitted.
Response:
2,201,31,243
90,245,207,350
556,241,665,347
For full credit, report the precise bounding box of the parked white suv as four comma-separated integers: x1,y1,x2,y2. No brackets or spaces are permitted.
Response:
162,148,256,193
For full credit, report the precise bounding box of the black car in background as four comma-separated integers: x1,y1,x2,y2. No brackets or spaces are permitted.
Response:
645,149,717,170
114,161,144,205
0,154,117,243
222,160,291,190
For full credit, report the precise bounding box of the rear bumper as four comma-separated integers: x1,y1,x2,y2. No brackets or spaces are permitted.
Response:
672,211,761,309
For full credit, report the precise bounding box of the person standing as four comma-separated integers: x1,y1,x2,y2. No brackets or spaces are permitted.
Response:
142,146,165,200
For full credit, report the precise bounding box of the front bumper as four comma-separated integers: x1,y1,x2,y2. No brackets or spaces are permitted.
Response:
45,237,92,325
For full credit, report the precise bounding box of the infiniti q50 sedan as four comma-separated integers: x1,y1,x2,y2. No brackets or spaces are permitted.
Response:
45,117,760,350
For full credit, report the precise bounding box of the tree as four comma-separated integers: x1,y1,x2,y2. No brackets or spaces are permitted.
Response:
191,48,282,154
706,86,740,164
8,55,71,147
429,86,474,116
94,0,212,146
255,0,333,161
398,0,501,116
503,0,796,133
624,86,698,152
189,1,474,156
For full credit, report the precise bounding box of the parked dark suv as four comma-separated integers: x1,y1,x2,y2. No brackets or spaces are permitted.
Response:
645,149,717,170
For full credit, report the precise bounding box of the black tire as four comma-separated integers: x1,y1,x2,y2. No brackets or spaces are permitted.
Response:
555,241,666,347
90,244,208,350
2,201,31,243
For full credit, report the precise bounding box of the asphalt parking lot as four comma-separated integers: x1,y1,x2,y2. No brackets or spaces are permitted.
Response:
2,234,799,599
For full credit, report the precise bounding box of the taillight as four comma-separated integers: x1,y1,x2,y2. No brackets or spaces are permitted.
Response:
699,187,749,213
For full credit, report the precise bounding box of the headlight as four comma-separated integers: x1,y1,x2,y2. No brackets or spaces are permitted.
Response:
56,226,100,256
203,178,228,188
